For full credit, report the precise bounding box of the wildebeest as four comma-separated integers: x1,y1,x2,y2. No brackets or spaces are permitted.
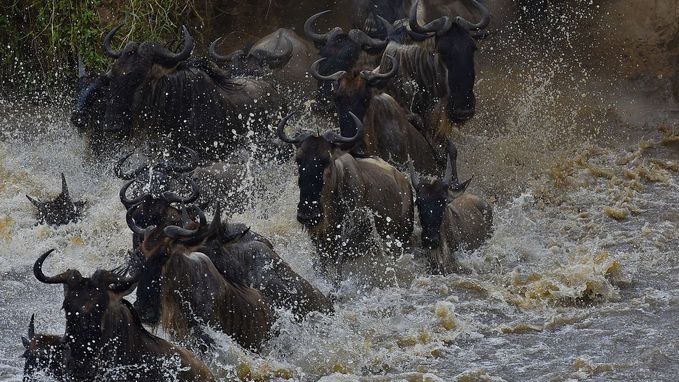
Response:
33,249,215,381
73,25,284,159
311,54,444,176
131,202,331,333
21,314,64,381
128,209,275,351
304,11,389,113
409,145,492,274
26,173,86,226
277,112,413,279
378,0,490,135
210,28,318,95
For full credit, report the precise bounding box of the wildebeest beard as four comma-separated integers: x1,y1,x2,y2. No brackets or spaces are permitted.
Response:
437,25,478,123
296,158,328,227
61,277,109,380
416,189,447,249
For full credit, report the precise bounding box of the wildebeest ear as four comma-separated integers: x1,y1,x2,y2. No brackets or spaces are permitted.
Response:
21,336,30,349
451,177,473,196
28,314,35,339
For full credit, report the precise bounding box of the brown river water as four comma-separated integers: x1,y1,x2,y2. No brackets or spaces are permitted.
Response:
1,1,678,381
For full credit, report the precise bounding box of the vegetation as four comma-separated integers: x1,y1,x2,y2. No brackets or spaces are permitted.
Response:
0,0,204,97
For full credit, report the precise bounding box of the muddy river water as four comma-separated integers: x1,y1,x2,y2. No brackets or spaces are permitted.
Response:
1,2,678,381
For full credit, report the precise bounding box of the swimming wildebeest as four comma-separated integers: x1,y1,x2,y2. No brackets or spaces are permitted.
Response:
130,203,332,345
277,111,414,280
409,144,492,274
21,314,64,381
310,54,444,176
378,0,490,135
25,173,85,226
33,249,215,381
73,25,284,159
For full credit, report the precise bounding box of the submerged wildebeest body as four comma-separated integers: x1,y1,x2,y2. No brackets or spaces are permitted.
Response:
132,204,331,341
21,314,64,381
73,25,284,159
409,145,493,274
26,173,85,226
278,112,413,279
378,0,490,135
33,249,215,382
131,211,275,352
211,28,319,95
311,55,443,176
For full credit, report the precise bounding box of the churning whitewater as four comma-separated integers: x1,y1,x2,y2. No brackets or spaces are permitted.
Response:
2,1,679,381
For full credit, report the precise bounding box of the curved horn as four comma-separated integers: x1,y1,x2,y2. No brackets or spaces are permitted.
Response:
455,0,491,32
60,173,70,198
206,202,222,239
26,195,41,208
209,37,244,63
161,176,200,204
163,206,207,239
164,147,199,173
103,24,124,59
119,179,147,209
33,249,72,285
408,155,421,189
360,54,399,85
114,153,148,180
277,112,312,144
126,203,156,236
28,314,35,339
103,270,140,294
442,155,454,187
310,58,346,82
409,0,453,36
347,29,388,52
304,10,334,43
443,142,460,187
324,112,364,146
152,25,194,67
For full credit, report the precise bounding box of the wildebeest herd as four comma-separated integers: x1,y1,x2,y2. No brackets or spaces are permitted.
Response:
22,0,495,380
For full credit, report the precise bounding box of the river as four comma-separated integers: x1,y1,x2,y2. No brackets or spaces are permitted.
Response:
1,2,678,381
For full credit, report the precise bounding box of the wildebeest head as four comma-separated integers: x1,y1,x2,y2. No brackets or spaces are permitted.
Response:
71,56,111,153
132,205,217,324
209,30,294,76
32,249,137,381
21,314,63,381
409,0,490,123
102,25,194,132
26,173,86,226
277,112,364,227
409,146,472,249
117,149,201,248
311,54,399,136
304,11,388,113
